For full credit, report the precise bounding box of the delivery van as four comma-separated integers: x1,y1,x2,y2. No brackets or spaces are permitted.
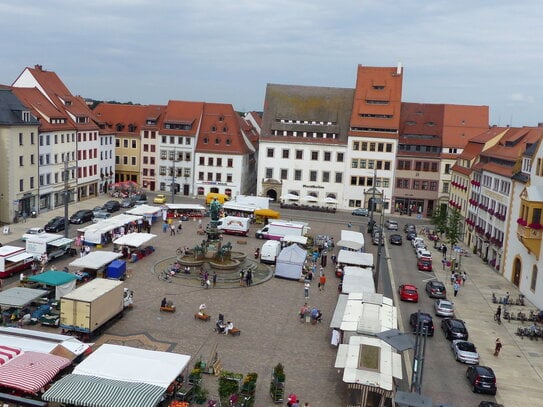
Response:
216,216,250,236
260,240,282,264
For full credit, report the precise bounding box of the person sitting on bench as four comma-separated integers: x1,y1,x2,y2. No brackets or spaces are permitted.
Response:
198,303,207,316
224,321,234,335
216,313,225,333
161,298,167,308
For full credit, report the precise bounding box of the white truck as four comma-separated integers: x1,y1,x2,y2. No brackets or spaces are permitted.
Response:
216,216,250,236
26,233,73,261
260,240,282,264
255,221,309,241
59,278,127,340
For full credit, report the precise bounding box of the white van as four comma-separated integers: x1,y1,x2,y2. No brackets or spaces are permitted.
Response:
260,240,281,264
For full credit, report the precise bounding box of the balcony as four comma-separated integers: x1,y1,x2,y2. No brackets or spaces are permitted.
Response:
517,223,543,259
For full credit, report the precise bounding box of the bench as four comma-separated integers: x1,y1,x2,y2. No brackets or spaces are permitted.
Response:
237,240,247,245
194,313,211,321
160,306,176,313
229,327,241,336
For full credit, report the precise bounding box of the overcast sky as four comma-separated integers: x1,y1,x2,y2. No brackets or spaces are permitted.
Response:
1,0,542,126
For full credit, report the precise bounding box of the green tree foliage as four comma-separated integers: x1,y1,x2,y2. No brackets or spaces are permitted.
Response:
445,207,463,248
430,205,448,237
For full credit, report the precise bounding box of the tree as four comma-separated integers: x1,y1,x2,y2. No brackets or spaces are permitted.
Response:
430,205,448,238
445,207,463,249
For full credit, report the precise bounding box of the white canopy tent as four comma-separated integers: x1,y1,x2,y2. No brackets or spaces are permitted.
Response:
341,266,376,295
79,214,143,244
69,251,123,270
337,230,365,252
0,287,48,308
275,244,307,280
125,205,163,217
113,233,156,248
337,250,374,267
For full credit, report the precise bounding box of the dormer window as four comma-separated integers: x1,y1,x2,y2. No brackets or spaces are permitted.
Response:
211,126,216,132
219,116,224,122
203,137,208,144
128,124,136,132
76,116,88,124
215,138,220,144
22,111,31,122
65,100,72,106
222,127,227,132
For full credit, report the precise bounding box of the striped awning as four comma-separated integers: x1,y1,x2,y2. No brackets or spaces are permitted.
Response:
43,374,166,407
0,351,70,393
0,345,21,365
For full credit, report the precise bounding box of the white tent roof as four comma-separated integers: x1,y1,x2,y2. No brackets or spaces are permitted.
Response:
0,287,48,308
222,201,258,212
0,327,90,356
277,243,306,264
341,266,376,295
281,235,308,245
339,292,397,335
164,203,205,211
73,344,190,388
337,230,365,251
113,233,156,248
125,205,163,216
281,193,299,201
337,250,374,267
78,214,143,234
69,251,122,270
334,335,402,390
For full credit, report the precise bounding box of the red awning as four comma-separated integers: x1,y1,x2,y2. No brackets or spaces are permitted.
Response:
0,351,71,393
0,345,21,365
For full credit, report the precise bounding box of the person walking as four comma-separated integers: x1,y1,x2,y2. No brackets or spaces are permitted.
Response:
441,244,447,258
494,338,502,356
319,273,326,291
461,271,467,285
453,281,460,297
304,281,310,299
239,269,245,286
169,222,176,236
495,305,502,324
212,271,217,288
450,270,455,285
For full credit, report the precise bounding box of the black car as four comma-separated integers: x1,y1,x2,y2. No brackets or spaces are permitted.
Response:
478,402,503,407
103,200,121,213
389,234,402,245
121,197,135,208
406,230,417,241
404,223,416,233
69,209,94,224
409,312,434,336
425,280,447,298
441,318,469,340
132,193,147,205
466,365,497,395
44,216,66,232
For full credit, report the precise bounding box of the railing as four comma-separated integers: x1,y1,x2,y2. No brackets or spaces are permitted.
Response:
517,224,543,240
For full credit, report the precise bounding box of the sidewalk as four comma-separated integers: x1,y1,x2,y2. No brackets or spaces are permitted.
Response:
427,235,543,406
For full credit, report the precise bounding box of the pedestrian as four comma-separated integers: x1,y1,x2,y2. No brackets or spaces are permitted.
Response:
162,221,168,233
450,270,455,285
453,281,460,297
84,245,91,256
80,246,85,258
177,219,183,232
170,223,176,236
347,222,352,229
504,291,510,305
494,338,502,356
441,244,447,258
239,269,245,286
299,303,309,321
212,271,217,288
306,269,313,282
319,273,326,291
245,270,251,287
137,218,143,232
304,281,310,299
22,212,27,223
495,305,502,321
461,271,467,285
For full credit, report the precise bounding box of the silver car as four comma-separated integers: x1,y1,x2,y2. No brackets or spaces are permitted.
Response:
434,299,454,317
451,340,479,364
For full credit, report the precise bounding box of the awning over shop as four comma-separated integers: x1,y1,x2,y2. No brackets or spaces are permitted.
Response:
0,351,70,393
43,374,165,407
113,233,156,248
69,251,122,270
28,271,78,286
0,287,48,308
302,195,318,203
254,209,280,219
125,205,163,216
336,240,363,251
0,327,90,357
281,194,299,201
0,346,21,365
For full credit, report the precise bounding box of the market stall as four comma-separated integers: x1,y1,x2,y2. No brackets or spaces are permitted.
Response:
340,266,376,295
0,287,49,309
274,244,307,280
125,204,163,224
43,344,191,407
164,203,206,219
337,230,365,252
27,271,78,300
254,208,280,224
113,233,156,262
77,214,143,246
69,251,123,280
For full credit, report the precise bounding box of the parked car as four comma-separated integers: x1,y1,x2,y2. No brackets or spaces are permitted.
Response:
92,206,105,216
389,234,402,245
434,299,454,317
416,248,432,259
411,236,425,248
466,365,497,395
417,257,433,271
409,312,434,336
103,200,121,212
121,197,135,208
92,211,112,223
441,318,469,340
352,208,369,216
21,227,45,241
69,209,94,224
44,216,66,233
404,223,416,233
406,230,417,241
451,340,479,364
372,232,384,246
478,402,503,407
399,284,419,302
153,194,167,204
132,193,147,205
385,220,398,230
425,280,447,298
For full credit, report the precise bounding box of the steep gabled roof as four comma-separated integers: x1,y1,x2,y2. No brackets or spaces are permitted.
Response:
399,103,444,147
196,102,252,155
441,104,489,148
0,89,39,126
93,103,165,136
161,100,204,136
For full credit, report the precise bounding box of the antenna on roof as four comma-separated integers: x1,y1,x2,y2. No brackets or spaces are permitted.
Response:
396,62,402,75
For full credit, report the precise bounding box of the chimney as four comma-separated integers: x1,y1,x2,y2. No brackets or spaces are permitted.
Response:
538,122,543,128
34,64,43,71
396,62,403,75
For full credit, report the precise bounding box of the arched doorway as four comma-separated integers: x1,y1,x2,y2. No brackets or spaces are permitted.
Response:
266,188,278,202
513,257,522,287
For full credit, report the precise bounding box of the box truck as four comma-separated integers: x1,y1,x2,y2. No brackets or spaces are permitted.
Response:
26,233,73,261
0,246,33,278
255,221,309,240
216,216,250,236
260,240,282,264
59,278,126,340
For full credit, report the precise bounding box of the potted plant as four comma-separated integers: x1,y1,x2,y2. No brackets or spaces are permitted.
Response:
193,385,209,404
270,363,285,403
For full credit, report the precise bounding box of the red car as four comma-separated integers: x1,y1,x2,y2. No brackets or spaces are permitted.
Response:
417,257,433,271
399,284,419,302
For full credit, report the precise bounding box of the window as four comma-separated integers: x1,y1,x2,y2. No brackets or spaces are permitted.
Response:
19,133,23,146
227,159,233,167
324,151,331,161
353,141,360,150
311,151,318,160
386,143,392,152
132,140,137,148
19,179,24,191
280,169,288,180
123,156,128,165
267,148,274,158
309,171,317,182
19,156,23,166
296,150,303,159
226,174,233,183
444,164,451,174
337,152,344,162
322,171,330,183
115,139,120,147
30,133,34,144
377,143,384,152
30,155,35,165
351,159,358,169
123,139,128,148
384,162,391,170
217,158,222,167
30,177,34,189
531,265,538,292
198,172,204,180
208,157,214,166
54,134,58,144
265,168,273,178
361,142,367,151
294,170,302,181
199,157,205,165
282,149,289,159
131,157,136,166
369,143,376,152
396,178,409,189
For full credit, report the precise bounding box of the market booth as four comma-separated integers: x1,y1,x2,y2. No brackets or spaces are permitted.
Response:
0,287,49,309
125,204,163,223
113,233,156,262
69,251,123,280
274,244,307,280
27,271,78,300
340,266,376,295
43,344,191,407
254,208,280,224
164,203,206,219
78,213,143,246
